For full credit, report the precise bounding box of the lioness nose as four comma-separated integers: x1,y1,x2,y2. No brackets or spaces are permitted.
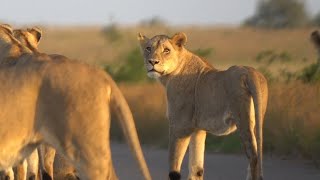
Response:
149,59,159,65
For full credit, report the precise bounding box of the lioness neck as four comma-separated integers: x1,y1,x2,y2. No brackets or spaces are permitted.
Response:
159,49,214,86
0,39,31,63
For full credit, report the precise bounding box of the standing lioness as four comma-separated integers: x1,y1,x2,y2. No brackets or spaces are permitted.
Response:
138,32,268,180
0,24,151,180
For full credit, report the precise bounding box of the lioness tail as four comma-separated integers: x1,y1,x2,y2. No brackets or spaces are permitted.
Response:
109,81,152,180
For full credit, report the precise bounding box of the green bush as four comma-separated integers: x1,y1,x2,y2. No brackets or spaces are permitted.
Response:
312,12,320,26
102,23,122,43
205,134,242,153
244,0,308,28
255,49,294,83
255,50,292,65
105,47,151,82
193,48,214,58
257,66,276,83
298,63,320,83
279,68,297,83
140,16,167,27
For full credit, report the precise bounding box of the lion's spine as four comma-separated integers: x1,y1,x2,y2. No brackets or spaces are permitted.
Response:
109,81,152,180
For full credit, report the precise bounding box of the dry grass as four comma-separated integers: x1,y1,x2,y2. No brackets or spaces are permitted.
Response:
114,82,320,163
111,83,168,147
38,26,317,70
32,25,320,161
264,82,320,162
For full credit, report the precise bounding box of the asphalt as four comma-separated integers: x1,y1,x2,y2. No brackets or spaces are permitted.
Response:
111,143,320,180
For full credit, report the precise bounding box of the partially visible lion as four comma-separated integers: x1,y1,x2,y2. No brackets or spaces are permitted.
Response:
13,26,76,180
311,30,320,51
13,27,42,53
0,24,151,180
311,30,320,62
138,32,268,180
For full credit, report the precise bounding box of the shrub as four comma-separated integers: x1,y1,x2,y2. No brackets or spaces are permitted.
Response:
298,63,320,83
244,0,308,28
140,16,167,27
102,23,122,43
105,47,151,82
255,50,292,65
193,48,214,58
312,12,320,27
257,66,276,83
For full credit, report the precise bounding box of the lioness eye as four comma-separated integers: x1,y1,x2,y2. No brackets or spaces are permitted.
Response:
145,47,151,53
164,48,170,54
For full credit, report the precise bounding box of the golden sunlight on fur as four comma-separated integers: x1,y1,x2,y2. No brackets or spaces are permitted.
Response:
139,32,268,180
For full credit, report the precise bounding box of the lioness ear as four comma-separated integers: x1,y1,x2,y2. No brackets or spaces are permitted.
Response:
27,27,42,43
137,32,149,48
0,24,13,34
311,30,320,50
171,32,187,48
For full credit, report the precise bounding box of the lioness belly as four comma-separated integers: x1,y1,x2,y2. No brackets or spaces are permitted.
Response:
197,111,237,136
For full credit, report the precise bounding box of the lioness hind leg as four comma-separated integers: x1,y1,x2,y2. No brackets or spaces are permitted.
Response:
0,167,14,180
26,149,39,180
74,141,117,180
15,160,27,180
40,145,56,180
188,130,206,180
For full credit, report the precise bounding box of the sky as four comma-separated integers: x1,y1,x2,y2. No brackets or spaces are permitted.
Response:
1,0,320,26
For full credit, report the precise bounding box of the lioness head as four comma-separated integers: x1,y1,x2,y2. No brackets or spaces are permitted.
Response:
0,24,14,45
138,32,187,78
13,27,42,51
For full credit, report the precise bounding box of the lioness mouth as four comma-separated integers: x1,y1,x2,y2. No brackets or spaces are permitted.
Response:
148,69,164,74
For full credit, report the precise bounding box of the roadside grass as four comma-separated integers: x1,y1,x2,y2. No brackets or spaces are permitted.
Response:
38,26,320,163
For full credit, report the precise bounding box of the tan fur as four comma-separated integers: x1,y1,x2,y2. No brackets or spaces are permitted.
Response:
0,25,151,180
13,28,41,53
13,27,65,180
138,32,268,180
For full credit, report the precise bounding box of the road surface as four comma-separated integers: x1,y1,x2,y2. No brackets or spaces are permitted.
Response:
111,143,320,180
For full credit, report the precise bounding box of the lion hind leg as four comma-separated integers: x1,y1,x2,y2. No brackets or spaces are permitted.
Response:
41,145,55,180
0,167,14,180
26,149,39,180
15,160,27,180
188,130,206,180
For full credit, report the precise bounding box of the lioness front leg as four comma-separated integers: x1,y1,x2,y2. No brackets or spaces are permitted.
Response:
188,130,206,180
168,127,192,180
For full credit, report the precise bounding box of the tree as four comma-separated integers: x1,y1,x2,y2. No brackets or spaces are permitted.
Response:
312,12,320,26
244,0,308,28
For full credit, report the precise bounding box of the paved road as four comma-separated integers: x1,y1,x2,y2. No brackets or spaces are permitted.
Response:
111,143,320,180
